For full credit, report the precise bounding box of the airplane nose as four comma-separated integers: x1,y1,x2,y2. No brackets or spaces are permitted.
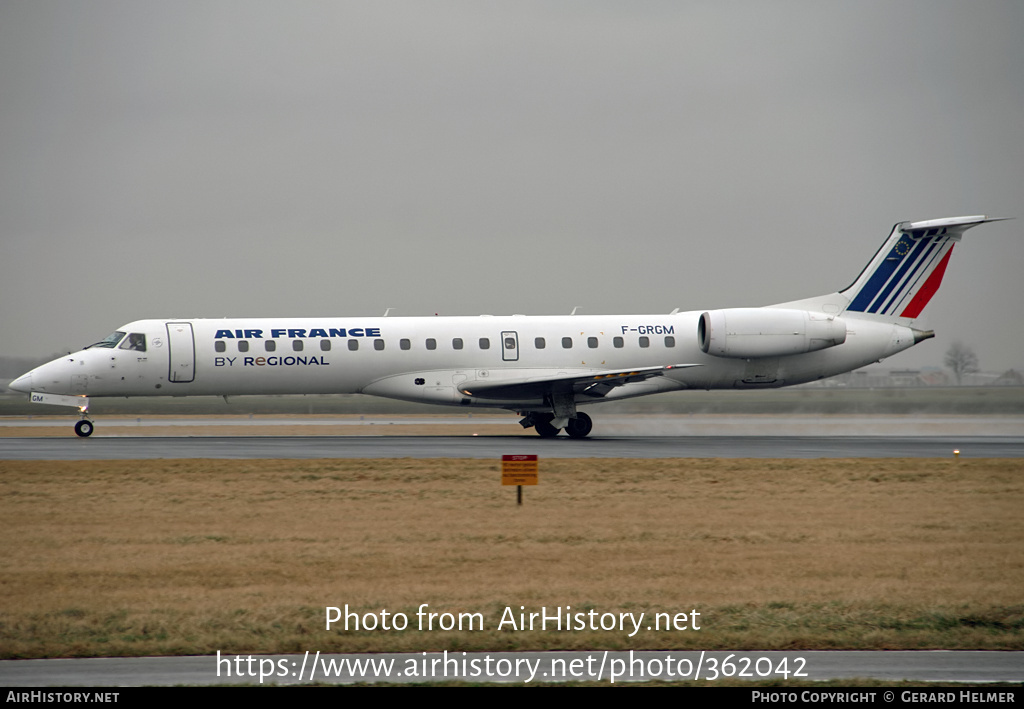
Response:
9,372,33,393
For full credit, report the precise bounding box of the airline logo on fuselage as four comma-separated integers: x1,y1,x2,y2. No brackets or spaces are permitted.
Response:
215,327,381,339
214,356,329,367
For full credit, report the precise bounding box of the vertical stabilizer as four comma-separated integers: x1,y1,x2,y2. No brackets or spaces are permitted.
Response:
841,216,1003,319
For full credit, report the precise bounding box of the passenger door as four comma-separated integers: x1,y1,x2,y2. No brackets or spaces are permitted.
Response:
166,322,196,383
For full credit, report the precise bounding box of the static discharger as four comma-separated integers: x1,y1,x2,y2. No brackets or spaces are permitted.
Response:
502,454,538,506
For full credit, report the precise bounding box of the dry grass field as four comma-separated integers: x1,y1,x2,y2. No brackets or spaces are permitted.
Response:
1,457,1021,658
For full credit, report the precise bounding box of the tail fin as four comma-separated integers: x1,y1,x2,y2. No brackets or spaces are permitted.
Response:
841,215,1004,319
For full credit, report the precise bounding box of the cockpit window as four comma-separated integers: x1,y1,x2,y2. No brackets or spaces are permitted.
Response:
86,331,126,349
119,333,147,352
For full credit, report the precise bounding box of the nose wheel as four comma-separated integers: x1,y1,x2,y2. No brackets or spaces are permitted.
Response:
74,419,94,437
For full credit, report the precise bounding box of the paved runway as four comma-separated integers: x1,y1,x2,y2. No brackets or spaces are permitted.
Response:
5,413,1024,436
2,434,1022,459
4,414,1022,436
1,651,1021,685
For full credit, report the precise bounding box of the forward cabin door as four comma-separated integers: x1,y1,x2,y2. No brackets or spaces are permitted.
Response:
166,322,196,383
501,331,519,362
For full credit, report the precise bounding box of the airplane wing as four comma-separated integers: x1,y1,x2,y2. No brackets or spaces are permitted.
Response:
457,364,701,400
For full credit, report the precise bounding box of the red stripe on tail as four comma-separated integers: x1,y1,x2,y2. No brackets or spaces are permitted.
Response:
900,246,954,318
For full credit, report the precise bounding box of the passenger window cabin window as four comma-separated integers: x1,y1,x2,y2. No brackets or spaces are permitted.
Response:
374,339,385,351
119,333,147,352
665,336,676,348
265,340,276,352
562,337,573,349
426,338,437,350
535,337,546,349
453,338,463,350
639,336,650,348
320,340,331,351
479,338,490,350
587,337,598,349
292,340,304,352
400,338,411,350
505,337,516,350
348,340,359,351
238,340,249,352
613,337,624,348
215,341,226,353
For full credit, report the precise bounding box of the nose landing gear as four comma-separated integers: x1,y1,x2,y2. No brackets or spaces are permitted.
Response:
74,397,94,437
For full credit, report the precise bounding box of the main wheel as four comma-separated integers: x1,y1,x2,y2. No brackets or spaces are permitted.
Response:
565,412,593,439
74,420,94,438
536,415,561,438
536,420,561,438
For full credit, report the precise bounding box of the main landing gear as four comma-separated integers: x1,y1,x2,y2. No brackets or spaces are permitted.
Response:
565,412,593,439
524,411,593,439
535,416,559,438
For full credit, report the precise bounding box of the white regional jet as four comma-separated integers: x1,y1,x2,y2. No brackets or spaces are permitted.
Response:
10,215,1004,438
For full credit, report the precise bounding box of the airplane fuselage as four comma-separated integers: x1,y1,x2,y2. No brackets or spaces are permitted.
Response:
17,312,916,407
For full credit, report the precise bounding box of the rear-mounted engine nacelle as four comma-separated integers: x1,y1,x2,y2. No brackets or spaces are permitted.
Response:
698,308,847,359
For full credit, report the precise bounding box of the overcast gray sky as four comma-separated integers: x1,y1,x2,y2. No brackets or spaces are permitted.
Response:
1,1,1021,371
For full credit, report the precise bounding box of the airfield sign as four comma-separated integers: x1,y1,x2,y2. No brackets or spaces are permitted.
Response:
502,454,538,506
501,455,538,485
